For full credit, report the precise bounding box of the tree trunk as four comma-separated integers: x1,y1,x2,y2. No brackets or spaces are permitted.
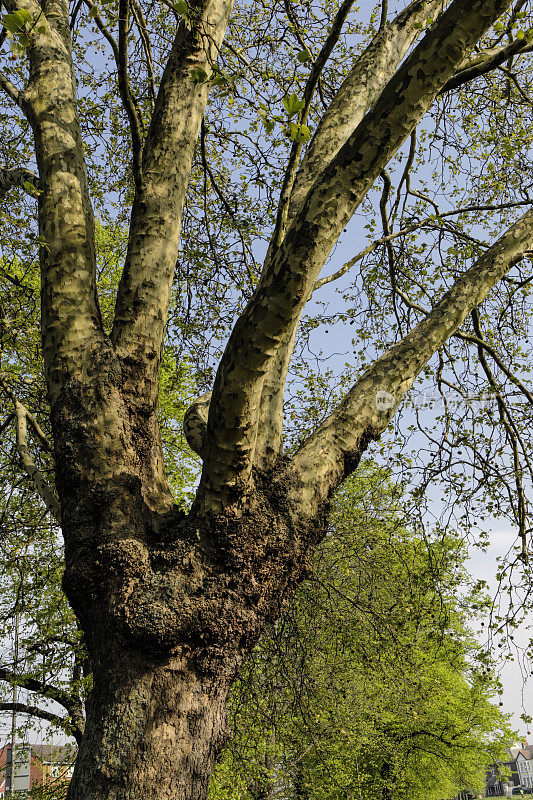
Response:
67,649,230,800
59,473,315,800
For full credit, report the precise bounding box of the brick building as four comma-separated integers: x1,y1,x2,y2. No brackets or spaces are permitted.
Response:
0,744,75,795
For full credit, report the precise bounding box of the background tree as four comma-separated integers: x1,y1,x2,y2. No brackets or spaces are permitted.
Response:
210,465,514,800
0,0,533,798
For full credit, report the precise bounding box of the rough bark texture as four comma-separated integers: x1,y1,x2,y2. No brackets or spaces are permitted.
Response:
1,0,527,797
61,475,319,799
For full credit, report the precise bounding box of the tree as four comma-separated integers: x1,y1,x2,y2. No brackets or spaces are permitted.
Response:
0,222,197,743
210,465,514,800
1,0,532,798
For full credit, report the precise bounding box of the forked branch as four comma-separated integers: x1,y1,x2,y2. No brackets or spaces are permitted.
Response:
199,0,513,511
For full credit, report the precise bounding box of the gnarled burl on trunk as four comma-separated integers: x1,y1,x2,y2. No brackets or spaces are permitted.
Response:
0,0,530,797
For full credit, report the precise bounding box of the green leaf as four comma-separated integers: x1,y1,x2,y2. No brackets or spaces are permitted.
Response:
88,6,99,18
2,13,24,33
263,119,274,135
296,49,311,63
10,40,26,55
283,93,305,117
190,67,208,84
16,8,32,23
288,121,299,141
171,0,188,14
297,123,310,142
23,180,40,196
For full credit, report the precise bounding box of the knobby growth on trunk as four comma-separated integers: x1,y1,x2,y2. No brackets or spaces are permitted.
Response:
1,0,532,797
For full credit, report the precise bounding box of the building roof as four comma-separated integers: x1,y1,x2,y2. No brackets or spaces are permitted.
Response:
30,745,75,762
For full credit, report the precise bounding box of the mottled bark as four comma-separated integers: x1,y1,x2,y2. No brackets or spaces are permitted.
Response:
0,166,41,200
6,0,530,797
110,0,233,503
255,0,448,468
287,0,448,219
199,0,513,512
284,207,533,521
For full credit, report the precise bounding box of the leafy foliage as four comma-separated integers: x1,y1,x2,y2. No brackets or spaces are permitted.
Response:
210,464,513,800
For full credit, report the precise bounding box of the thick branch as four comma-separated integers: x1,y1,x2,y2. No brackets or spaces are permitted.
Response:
0,166,41,201
282,207,533,521
0,701,83,743
287,0,448,219
255,0,450,469
111,0,234,399
105,0,233,507
198,0,513,510
13,401,61,522
183,392,211,458
23,0,105,403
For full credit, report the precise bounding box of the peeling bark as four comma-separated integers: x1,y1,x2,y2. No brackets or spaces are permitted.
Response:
283,207,533,521
199,0,513,512
8,0,530,797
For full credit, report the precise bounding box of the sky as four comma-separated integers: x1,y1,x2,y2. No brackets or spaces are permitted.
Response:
0,0,532,755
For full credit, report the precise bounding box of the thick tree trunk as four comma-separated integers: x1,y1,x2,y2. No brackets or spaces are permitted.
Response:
59,472,317,800
67,648,231,800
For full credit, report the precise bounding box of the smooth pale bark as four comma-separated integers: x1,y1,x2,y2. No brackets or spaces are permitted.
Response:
282,207,533,521
198,0,513,512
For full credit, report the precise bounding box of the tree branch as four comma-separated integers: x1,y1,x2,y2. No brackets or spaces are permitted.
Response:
0,166,41,201
313,199,533,292
130,0,156,107
0,701,83,743
471,308,529,561
183,392,211,458
441,33,532,94
287,0,448,219
117,0,144,190
0,666,83,724
198,0,514,511
109,0,234,494
268,0,358,255
0,71,22,107
0,379,62,522
22,0,107,404
282,207,533,521
254,0,450,470
379,0,388,32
